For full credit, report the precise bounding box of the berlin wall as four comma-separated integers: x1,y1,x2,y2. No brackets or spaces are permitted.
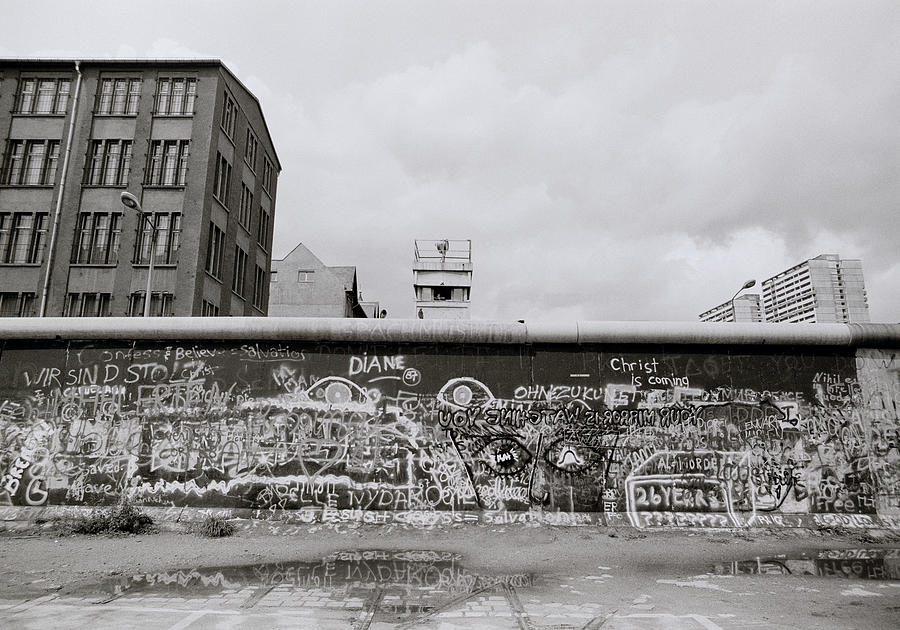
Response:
1,318,898,530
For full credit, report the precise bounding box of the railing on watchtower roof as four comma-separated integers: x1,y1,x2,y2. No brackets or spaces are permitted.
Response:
414,239,472,263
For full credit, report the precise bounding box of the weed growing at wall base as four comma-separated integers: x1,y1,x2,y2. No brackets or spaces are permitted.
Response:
54,502,155,535
193,514,235,538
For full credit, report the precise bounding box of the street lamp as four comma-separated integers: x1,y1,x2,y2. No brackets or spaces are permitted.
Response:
120,192,157,317
729,279,756,322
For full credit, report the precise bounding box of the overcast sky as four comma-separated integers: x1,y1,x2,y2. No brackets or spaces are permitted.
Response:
5,1,898,321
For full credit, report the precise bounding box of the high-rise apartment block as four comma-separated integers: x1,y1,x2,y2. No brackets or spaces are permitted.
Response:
0,59,280,317
698,294,762,323
699,254,870,324
761,254,869,323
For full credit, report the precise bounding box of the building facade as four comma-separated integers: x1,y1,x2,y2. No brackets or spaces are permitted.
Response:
698,294,762,323
0,59,280,317
268,243,374,318
412,239,472,319
761,254,869,323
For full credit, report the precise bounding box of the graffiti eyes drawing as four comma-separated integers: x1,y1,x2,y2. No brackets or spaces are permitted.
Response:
436,377,495,410
479,437,532,476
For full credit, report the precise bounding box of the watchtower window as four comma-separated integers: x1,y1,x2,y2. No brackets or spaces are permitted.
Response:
433,286,452,301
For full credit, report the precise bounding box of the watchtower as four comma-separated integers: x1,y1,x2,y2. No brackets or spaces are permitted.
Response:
412,240,472,319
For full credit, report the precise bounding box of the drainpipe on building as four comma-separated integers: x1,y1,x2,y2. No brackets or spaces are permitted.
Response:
39,60,82,317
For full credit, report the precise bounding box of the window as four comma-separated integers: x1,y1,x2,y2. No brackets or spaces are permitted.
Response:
3,140,60,186
0,212,48,264
86,139,132,186
97,78,142,115
205,222,225,279
256,207,270,249
71,212,121,265
146,140,189,186
297,270,314,283
213,152,232,207
221,92,236,138
0,293,36,317
270,270,278,282
262,156,274,194
135,212,181,265
245,129,258,170
433,287,452,301
201,299,219,316
238,183,253,228
128,292,174,317
252,265,266,310
65,293,111,317
16,78,71,114
155,78,197,115
232,246,248,296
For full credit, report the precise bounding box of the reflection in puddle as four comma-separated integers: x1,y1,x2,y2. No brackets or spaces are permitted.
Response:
70,550,536,621
713,549,900,580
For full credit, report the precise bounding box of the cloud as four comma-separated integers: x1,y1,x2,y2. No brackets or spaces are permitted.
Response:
4,2,896,322
269,22,899,320
145,38,214,60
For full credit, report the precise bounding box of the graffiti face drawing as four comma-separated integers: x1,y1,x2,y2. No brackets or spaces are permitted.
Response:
436,378,614,511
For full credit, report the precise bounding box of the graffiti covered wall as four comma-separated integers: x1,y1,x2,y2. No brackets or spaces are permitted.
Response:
1,331,898,528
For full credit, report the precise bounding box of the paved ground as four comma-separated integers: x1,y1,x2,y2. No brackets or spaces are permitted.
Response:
1,524,898,629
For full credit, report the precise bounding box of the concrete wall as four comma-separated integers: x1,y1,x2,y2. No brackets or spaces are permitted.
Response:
1,318,898,529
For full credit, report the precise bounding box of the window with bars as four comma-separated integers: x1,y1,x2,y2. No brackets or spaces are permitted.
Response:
201,299,220,316
71,212,121,265
213,152,232,206
245,129,258,170
0,292,36,317
2,140,61,186
134,212,181,265
222,92,236,138
146,140,189,186
127,292,174,317
155,78,197,115
65,292,111,317
262,156,274,194
85,139,133,186
97,78,142,115
0,212,48,264
238,183,253,228
256,207,270,249
252,265,266,310
232,245,248,297
16,78,71,114
205,222,225,279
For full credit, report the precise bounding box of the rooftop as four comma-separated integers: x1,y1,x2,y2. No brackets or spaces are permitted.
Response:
0,57,281,169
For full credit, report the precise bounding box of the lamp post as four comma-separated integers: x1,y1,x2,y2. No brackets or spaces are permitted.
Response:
120,192,157,317
729,279,756,322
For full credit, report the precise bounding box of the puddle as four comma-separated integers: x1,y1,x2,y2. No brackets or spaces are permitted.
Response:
712,549,900,580
67,550,537,621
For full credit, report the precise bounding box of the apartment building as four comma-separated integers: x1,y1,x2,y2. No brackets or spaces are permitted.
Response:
698,293,762,323
761,254,869,323
0,59,280,317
